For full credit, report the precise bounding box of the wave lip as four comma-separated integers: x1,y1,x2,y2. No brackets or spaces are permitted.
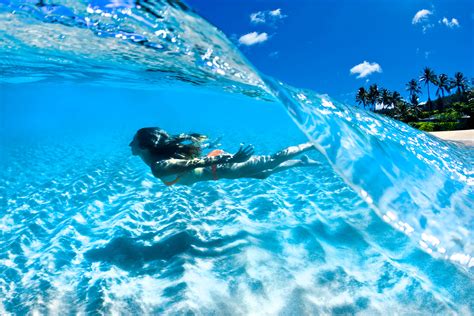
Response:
0,0,268,96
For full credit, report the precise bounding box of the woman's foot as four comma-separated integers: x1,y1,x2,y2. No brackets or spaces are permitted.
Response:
298,142,315,152
272,142,315,162
299,154,321,166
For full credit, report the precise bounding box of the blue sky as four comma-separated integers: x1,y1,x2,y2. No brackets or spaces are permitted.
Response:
186,0,473,104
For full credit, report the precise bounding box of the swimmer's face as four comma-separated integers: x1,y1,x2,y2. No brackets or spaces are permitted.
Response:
129,138,142,156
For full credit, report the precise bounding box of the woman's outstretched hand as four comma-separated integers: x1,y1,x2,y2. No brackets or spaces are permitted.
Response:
229,144,254,163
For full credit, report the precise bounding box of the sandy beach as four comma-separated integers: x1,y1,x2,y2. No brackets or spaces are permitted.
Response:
430,129,474,146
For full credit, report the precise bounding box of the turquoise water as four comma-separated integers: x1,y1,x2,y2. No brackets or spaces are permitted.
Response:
1,1,473,315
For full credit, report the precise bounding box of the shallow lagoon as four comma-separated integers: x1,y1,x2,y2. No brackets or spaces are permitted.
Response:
1,0,473,314
1,84,473,314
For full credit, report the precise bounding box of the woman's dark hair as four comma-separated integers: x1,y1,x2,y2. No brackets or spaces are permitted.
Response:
131,127,202,160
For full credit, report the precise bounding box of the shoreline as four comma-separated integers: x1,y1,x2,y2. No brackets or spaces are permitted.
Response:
430,129,474,146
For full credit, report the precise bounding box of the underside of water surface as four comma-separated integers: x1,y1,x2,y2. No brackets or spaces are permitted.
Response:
0,0,473,315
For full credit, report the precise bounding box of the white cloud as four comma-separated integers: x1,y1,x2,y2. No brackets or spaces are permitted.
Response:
440,17,460,28
412,9,434,33
350,61,382,79
269,9,282,17
249,9,286,24
239,32,268,46
250,12,265,24
412,9,432,24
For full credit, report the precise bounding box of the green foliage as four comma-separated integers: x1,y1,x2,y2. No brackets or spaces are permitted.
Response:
355,68,472,132
409,121,463,131
409,122,435,131
418,111,432,119
451,102,469,112
433,110,462,121
436,122,463,131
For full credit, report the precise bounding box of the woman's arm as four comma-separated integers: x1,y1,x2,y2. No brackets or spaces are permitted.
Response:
152,145,254,177
153,155,230,177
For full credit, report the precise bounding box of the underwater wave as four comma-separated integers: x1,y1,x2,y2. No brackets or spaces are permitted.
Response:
0,0,267,96
264,77,473,267
1,0,473,314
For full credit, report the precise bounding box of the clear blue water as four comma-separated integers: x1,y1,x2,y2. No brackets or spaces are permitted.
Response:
1,1,473,315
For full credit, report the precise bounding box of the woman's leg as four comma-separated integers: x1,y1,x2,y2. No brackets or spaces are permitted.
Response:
271,142,315,163
218,142,316,179
247,155,320,179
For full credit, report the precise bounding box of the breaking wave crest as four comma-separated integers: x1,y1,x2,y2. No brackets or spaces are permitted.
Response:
0,0,473,314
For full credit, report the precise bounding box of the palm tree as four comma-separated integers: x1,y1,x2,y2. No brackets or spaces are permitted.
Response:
436,74,451,98
367,84,379,111
451,72,468,97
355,87,368,109
379,88,391,110
435,74,451,109
409,94,422,118
395,101,410,122
406,79,422,105
390,91,402,107
419,67,437,110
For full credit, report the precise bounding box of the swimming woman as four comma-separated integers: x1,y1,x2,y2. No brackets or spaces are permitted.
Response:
130,127,319,186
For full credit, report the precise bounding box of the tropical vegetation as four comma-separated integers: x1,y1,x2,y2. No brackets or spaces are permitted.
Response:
355,68,473,132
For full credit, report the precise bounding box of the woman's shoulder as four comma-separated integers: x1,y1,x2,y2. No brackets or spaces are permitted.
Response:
151,160,169,177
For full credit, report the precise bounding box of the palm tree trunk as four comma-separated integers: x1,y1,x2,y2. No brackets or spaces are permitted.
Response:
441,91,445,110
427,84,431,111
